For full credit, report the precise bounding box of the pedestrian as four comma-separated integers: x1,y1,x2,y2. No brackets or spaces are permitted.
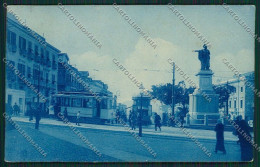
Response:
76,111,80,126
131,111,137,130
233,115,242,145
214,119,226,154
27,102,34,121
35,104,42,130
234,119,253,161
63,107,68,120
180,114,185,127
129,111,132,128
13,102,20,116
154,113,161,131
6,103,13,116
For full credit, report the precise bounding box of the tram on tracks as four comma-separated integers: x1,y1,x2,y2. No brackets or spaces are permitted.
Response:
50,91,116,124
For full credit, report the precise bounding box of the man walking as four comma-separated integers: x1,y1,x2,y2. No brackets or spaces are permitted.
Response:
63,107,68,120
35,104,42,130
234,118,253,161
214,119,226,154
154,113,161,131
13,103,20,116
76,111,81,126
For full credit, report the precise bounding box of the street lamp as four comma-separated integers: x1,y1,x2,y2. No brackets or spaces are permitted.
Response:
138,83,144,137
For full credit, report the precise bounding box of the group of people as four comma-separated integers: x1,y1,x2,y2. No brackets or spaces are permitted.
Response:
129,110,137,130
214,116,253,161
128,111,162,132
27,103,43,129
6,102,20,116
5,102,42,130
58,107,81,126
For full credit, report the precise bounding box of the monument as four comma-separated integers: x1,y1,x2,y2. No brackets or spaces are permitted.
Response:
189,44,219,125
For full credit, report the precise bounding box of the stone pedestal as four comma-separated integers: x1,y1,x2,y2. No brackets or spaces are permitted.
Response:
189,70,220,125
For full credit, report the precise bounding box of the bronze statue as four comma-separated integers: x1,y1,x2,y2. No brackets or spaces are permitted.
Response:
193,44,210,70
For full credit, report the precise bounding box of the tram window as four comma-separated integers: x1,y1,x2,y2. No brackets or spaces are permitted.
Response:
61,98,65,106
56,97,61,105
108,100,112,109
72,98,82,107
101,99,107,109
83,99,89,108
87,99,92,108
65,98,70,107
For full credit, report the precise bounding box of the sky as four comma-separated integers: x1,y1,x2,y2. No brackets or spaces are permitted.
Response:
8,5,255,106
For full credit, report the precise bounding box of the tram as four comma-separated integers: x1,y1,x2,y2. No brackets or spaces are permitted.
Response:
50,92,116,123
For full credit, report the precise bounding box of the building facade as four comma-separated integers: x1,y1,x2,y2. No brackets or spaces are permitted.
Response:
6,13,60,114
219,72,254,121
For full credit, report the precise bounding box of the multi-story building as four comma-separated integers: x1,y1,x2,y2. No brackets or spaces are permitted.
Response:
55,53,117,123
219,72,254,121
58,53,84,92
5,13,60,114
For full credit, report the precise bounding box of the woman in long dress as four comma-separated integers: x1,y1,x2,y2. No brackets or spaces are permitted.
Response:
214,119,226,154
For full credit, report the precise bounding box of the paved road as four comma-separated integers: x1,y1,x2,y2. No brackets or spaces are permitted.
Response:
5,121,242,162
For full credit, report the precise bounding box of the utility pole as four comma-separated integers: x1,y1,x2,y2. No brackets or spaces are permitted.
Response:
171,62,175,127
226,81,229,116
172,62,175,116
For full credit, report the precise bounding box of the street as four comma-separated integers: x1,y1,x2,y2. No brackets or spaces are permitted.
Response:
5,118,242,162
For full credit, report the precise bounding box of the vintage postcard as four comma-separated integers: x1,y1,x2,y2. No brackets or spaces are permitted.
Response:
3,4,256,162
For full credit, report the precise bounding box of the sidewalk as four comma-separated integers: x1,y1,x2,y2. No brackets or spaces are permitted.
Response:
11,116,238,142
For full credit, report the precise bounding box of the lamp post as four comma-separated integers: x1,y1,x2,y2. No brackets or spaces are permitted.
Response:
138,83,144,137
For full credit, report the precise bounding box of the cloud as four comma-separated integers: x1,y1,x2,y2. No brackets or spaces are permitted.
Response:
212,49,254,82
68,38,254,105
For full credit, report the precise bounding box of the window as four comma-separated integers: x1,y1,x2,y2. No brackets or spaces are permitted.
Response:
18,63,26,76
40,71,43,81
6,61,16,81
240,100,243,108
28,41,33,53
71,98,82,107
101,99,108,109
241,87,243,92
19,36,26,50
229,101,231,108
41,48,44,58
27,67,31,78
52,55,57,69
33,68,39,80
234,100,237,109
34,45,38,55
7,31,16,45
46,73,49,83
52,74,56,84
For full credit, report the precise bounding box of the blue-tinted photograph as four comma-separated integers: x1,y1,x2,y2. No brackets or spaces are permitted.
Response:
4,4,256,162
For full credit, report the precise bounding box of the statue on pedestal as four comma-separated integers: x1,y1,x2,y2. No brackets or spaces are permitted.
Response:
193,44,210,70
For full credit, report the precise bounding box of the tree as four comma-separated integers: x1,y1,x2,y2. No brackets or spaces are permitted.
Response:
213,82,236,115
150,81,195,117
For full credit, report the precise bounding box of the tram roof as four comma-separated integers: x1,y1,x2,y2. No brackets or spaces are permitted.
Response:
54,91,112,98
